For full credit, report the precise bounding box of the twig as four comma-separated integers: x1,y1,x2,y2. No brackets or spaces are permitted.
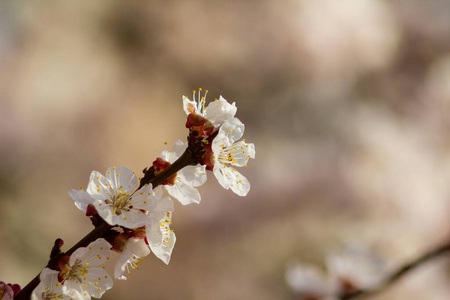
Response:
340,243,450,299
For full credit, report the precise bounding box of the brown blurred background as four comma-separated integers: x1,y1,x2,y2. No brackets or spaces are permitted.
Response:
1,1,450,299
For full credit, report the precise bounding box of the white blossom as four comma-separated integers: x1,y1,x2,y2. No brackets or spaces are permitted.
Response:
183,89,237,127
155,140,207,205
69,166,170,229
32,239,113,300
211,118,255,196
326,243,387,291
31,269,73,300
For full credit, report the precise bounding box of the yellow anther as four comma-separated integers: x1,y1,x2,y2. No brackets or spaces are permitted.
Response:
97,176,100,179
80,186,84,190
113,167,116,170
229,130,232,133
117,174,120,177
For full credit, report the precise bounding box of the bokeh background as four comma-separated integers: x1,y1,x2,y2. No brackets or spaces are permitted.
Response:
1,1,450,299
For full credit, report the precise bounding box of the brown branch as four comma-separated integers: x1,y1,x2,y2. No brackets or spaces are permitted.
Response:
340,243,450,300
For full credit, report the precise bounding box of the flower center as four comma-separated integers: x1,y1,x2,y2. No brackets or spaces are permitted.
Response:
218,144,237,166
106,192,131,215
60,259,88,283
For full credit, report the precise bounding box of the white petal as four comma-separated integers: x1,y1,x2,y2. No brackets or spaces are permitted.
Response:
105,166,137,193
205,96,237,126
68,189,95,213
70,238,111,267
170,140,187,161
150,228,176,265
229,141,255,167
183,95,199,115
166,181,201,205
86,171,112,201
159,149,170,162
146,220,163,246
178,165,207,187
218,117,245,144
213,165,250,196
81,267,113,298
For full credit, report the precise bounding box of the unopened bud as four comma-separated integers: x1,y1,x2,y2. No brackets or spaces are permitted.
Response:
186,113,208,127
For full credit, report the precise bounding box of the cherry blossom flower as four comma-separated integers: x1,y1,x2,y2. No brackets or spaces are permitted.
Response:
326,243,387,293
183,89,237,127
286,243,387,299
154,140,207,205
69,166,172,229
32,239,113,300
31,269,72,300
115,237,150,280
59,239,113,299
210,117,255,196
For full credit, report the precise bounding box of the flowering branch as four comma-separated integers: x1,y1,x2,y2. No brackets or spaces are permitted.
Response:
15,149,196,300
340,243,450,300
9,90,255,300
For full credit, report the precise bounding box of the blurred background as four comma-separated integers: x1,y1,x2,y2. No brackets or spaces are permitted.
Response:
1,0,450,299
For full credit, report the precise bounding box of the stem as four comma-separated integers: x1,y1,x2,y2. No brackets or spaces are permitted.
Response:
138,146,198,189
340,243,450,299
15,147,199,300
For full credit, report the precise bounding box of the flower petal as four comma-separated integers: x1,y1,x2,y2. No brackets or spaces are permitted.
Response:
166,181,201,205
205,96,237,126
68,189,95,213
105,166,137,194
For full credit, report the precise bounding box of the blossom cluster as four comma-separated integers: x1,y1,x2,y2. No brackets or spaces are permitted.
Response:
285,243,388,300
26,90,255,300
